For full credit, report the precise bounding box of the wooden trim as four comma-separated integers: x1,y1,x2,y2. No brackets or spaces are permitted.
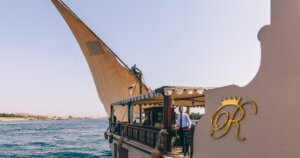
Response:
113,137,152,154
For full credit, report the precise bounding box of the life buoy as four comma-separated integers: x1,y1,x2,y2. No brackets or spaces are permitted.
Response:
117,136,124,151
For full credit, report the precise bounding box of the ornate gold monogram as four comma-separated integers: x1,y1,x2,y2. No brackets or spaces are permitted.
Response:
210,97,257,141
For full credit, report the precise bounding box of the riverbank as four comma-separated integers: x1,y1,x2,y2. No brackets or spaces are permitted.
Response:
0,113,48,121
0,117,47,121
0,113,107,121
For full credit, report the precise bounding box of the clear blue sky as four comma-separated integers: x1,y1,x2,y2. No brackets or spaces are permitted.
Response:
0,0,270,117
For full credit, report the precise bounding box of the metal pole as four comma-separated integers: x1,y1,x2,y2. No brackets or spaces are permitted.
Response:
139,72,143,124
139,72,142,94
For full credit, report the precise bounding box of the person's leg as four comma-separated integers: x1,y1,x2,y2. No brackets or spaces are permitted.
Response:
179,129,184,152
184,130,187,156
183,130,189,156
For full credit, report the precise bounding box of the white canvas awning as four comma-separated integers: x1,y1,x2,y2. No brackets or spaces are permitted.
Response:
111,86,215,107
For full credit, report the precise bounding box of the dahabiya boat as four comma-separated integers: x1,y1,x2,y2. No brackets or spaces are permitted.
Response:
52,0,300,158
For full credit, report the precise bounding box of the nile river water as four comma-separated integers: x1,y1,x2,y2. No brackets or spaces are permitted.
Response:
0,119,111,158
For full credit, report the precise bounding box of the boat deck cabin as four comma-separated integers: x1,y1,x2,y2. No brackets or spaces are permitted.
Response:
108,86,212,158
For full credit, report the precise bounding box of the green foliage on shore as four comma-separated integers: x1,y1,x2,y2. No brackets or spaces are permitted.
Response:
0,113,47,120
189,113,203,120
174,112,203,120
0,113,25,118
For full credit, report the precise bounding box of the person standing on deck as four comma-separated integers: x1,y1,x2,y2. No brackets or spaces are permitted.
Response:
175,107,191,156
131,64,141,79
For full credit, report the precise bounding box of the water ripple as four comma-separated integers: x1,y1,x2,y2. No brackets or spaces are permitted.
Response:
0,119,111,157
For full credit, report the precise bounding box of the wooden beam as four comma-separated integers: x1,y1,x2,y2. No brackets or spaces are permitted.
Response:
110,105,114,124
139,104,142,124
163,95,172,130
128,102,133,123
163,95,172,152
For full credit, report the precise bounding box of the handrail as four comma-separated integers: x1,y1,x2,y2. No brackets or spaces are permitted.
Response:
111,123,162,149
110,122,196,155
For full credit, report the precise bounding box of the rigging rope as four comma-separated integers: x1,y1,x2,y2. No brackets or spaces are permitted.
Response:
57,0,131,71
48,1,95,86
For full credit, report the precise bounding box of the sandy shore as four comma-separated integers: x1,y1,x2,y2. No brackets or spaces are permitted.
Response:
0,117,43,121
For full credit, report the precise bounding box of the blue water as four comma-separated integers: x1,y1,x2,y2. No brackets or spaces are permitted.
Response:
0,119,111,158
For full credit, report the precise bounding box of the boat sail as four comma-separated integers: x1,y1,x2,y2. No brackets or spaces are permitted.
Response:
51,0,148,121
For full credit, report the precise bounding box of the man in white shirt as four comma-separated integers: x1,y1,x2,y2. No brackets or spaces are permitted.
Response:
175,107,191,156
